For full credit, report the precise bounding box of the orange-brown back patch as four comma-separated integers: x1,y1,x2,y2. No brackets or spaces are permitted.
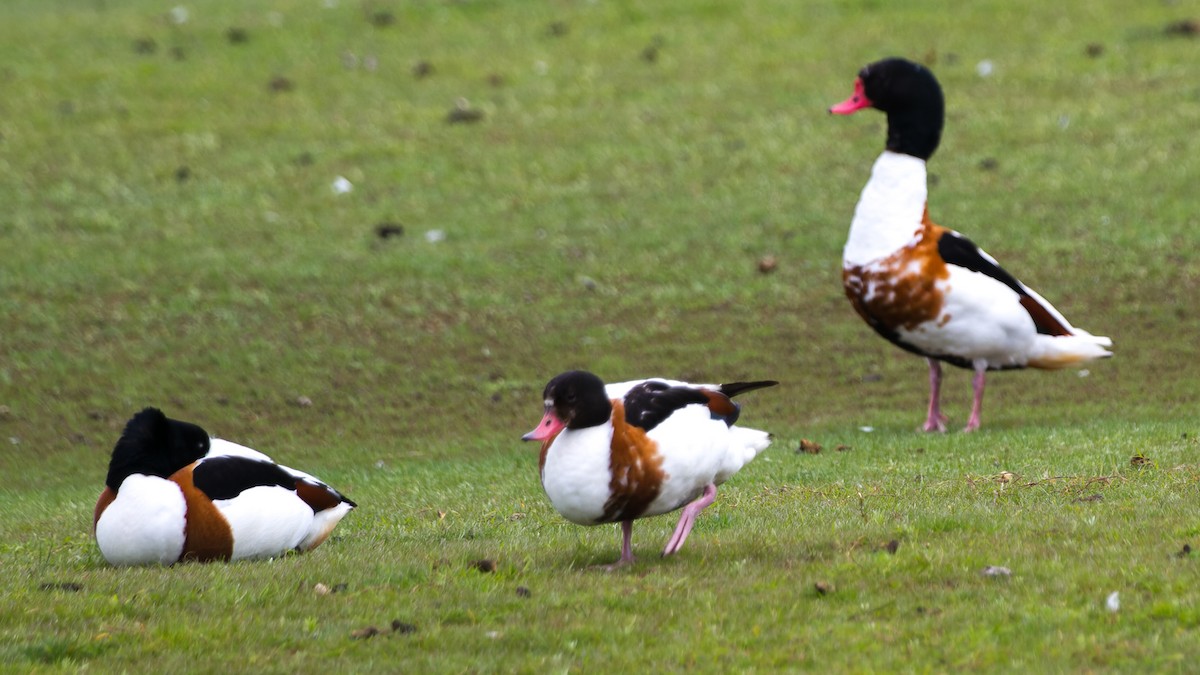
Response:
601,400,666,522
844,210,949,331
700,390,738,420
170,464,234,562
294,480,340,513
1019,296,1071,337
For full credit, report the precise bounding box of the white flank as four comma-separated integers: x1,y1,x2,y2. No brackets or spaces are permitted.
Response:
214,486,313,560
645,406,770,515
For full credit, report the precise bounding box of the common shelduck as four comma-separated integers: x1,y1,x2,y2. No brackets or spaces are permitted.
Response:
829,57,1112,432
93,407,356,566
523,371,777,567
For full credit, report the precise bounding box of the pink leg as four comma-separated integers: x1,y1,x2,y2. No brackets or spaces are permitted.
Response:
619,519,634,563
662,483,718,556
922,358,948,432
964,365,986,432
600,520,636,571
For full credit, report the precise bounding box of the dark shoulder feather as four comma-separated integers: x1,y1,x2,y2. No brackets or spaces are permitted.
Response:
623,381,708,432
191,456,296,501
624,379,778,431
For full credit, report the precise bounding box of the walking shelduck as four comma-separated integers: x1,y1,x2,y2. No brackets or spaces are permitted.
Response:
523,370,776,567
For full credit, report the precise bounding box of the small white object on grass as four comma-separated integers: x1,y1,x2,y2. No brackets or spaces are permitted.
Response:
331,176,353,194
170,6,189,24
976,60,994,77
981,565,1011,578
1106,591,1120,613
425,229,446,243
858,426,874,433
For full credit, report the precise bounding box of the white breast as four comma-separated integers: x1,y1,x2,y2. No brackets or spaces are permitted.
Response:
540,424,616,525
95,475,187,566
844,151,929,267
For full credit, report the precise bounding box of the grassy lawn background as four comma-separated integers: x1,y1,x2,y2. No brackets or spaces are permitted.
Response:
1,0,1198,671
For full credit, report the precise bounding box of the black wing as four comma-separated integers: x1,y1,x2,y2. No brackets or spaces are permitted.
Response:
191,455,296,501
624,379,777,431
623,381,709,432
937,230,1070,336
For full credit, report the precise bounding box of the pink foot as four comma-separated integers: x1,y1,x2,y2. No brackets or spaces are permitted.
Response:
662,484,718,556
596,520,636,570
922,413,949,433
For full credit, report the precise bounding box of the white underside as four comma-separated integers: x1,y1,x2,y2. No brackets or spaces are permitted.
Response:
542,382,771,525
846,152,1111,369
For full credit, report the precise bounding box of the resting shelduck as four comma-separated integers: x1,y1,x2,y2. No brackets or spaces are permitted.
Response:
829,57,1112,432
94,407,356,566
523,370,777,567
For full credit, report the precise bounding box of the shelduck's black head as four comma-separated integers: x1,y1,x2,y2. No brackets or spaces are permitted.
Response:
829,57,945,161
105,407,211,491
522,370,613,441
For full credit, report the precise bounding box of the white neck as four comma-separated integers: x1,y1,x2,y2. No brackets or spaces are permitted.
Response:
843,151,928,267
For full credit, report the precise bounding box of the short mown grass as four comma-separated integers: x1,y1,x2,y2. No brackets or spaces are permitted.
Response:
1,0,1198,671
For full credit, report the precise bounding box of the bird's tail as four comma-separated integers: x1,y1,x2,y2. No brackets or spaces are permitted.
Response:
719,380,779,398
1027,331,1113,369
716,426,773,484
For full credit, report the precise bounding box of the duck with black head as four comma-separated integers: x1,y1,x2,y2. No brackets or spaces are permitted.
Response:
830,58,1112,432
523,371,777,568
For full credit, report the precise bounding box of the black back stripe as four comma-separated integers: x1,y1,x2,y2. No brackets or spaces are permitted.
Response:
623,381,710,432
192,456,296,501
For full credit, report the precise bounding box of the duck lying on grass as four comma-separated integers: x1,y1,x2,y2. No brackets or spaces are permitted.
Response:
524,370,777,568
94,407,356,566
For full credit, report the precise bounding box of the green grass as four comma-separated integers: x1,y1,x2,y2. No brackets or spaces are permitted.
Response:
1,0,1198,671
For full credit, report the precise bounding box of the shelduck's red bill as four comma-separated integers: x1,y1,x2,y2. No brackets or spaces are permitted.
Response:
829,77,872,114
522,410,566,441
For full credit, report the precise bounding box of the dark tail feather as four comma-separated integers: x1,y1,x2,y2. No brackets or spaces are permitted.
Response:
718,380,779,398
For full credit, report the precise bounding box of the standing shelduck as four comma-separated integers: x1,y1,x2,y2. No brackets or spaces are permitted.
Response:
94,407,356,566
523,370,777,567
829,57,1112,431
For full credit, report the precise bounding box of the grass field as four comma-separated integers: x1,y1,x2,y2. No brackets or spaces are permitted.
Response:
1,0,1198,671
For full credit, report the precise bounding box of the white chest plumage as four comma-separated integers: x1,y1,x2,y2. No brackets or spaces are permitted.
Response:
95,475,187,566
540,424,618,525
844,151,929,267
